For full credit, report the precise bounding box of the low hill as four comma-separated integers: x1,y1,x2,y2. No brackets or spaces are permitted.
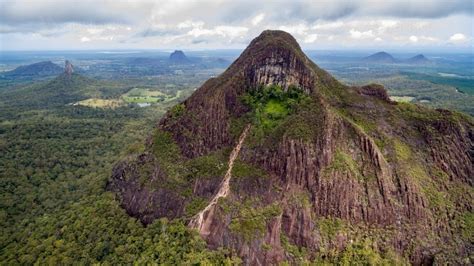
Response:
0,61,128,109
405,54,432,64
363,51,396,63
2,61,63,77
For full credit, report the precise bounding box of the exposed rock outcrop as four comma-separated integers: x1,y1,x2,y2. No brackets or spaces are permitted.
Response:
108,30,474,265
64,60,74,77
356,83,392,103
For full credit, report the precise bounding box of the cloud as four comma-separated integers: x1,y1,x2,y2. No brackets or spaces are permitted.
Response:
138,27,182,38
1,0,471,28
0,0,473,50
279,24,309,35
251,13,265,26
409,35,418,42
177,20,205,29
313,21,344,30
349,29,374,39
377,20,398,33
449,33,467,42
419,35,437,42
304,34,318,43
187,25,248,39
0,0,155,25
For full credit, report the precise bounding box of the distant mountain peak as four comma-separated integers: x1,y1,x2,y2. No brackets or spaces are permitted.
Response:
412,54,426,59
64,60,74,76
4,61,63,78
406,54,431,64
169,50,190,64
171,50,185,57
363,51,396,63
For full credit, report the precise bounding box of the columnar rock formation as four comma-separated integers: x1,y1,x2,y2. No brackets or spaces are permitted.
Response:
64,60,74,77
108,30,473,265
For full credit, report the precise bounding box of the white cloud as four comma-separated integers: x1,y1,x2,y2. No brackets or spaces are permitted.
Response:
413,21,429,29
279,24,309,35
0,0,473,50
215,26,248,38
409,35,418,42
187,27,214,37
304,34,318,43
177,20,205,29
80,36,91,42
87,28,104,35
449,33,466,42
420,35,437,41
349,29,374,39
251,13,265,26
313,21,343,30
377,20,398,33
187,25,248,39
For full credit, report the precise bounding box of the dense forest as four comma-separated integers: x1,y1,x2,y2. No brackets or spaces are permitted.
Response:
0,76,239,264
0,46,472,264
0,77,411,265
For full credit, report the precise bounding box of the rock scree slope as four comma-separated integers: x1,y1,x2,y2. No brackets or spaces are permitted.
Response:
108,30,473,265
189,124,251,235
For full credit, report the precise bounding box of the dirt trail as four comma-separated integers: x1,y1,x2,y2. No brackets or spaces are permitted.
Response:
188,124,251,234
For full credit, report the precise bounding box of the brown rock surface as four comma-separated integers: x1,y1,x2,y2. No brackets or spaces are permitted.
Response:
107,30,474,264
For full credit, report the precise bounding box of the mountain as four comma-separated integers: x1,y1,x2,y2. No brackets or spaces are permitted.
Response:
1,61,126,109
363,51,396,63
405,54,432,64
108,30,473,264
64,60,74,76
2,61,63,77
169,50,191,64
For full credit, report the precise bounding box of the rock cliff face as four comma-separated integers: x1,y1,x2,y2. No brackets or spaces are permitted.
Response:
108,30,473,264
64,60,74,77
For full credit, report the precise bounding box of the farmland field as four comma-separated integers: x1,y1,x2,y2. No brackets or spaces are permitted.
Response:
122,88,170,103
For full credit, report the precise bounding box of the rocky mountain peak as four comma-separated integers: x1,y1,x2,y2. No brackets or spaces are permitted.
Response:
223,30,334,93
64,60,74,76
248,30,302,51
169,50,190,64
108,30,473,265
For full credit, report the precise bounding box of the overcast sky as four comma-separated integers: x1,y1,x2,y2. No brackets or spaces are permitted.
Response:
0,0,473,51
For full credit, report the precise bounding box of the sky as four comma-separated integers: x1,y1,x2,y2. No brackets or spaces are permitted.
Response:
0,0,473,51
